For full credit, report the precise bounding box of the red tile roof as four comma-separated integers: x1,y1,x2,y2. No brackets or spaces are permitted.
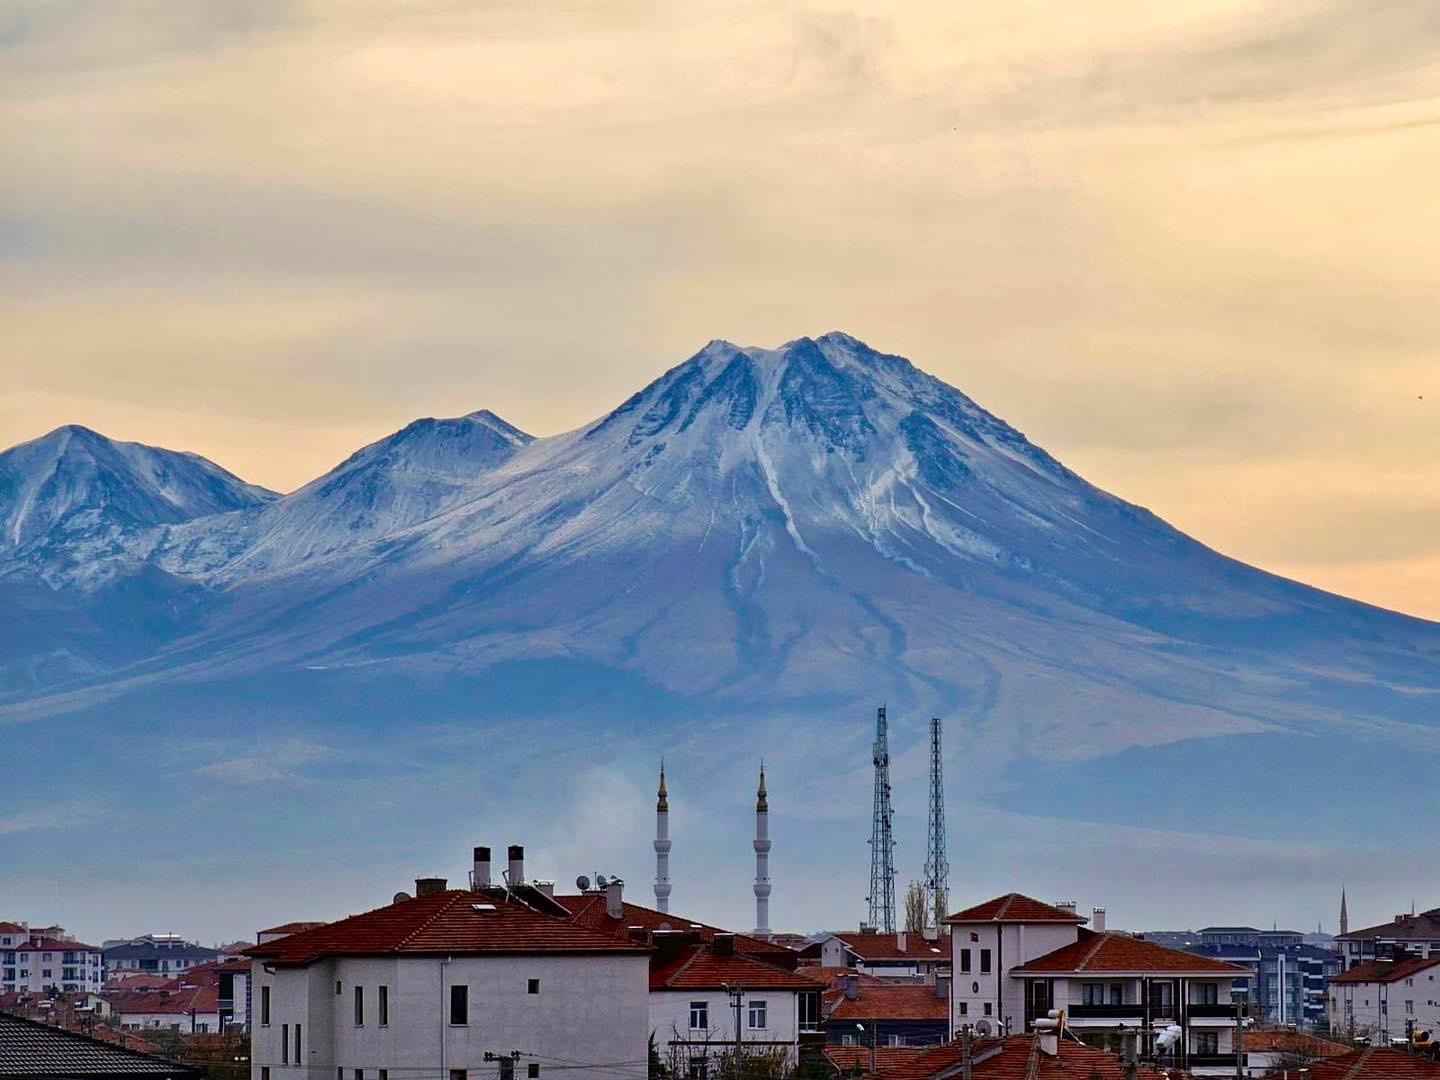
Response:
257,921,326,936
650,944,817,991
105,985,220,1017
553,894,795,963
1243,1030,1351,1056
835,932,949,962
16,937,101,953
873,1035,1169,1080
1306,1049,1440,1080
103,975,175,991
824,984,949,1021
1013,933,1249,975
246,889,647,966
824,1045,928,1075
1332,955,1440,984
945,895,1087,925
800,966,887,988
0,923,26,935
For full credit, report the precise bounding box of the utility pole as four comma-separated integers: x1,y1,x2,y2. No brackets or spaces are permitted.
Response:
867,706,897,932
1235,998,1246,1080
723,984,744,1080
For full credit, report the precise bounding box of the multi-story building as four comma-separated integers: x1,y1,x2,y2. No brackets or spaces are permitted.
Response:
821,972,950,1048
1338,909,1440,970
246,849,650,1080
945,893,1251,1077
800,930,950,980
1186,941,1341,1027
2,935,104,994
103,935,219,979
1328,954,1440,1042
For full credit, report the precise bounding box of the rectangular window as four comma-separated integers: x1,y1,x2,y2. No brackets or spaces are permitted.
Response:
1082,983,1105,1006
688,1059,707,1080
748,1000,767,1029
282,1025,289,1064
689,1001,708,1030
1109,984,1123,1006
499,1061,514,1080
983,1003,992,1016
295,1024,302,1064
355,985,364,1026
338,1068,344,1080
262,1069,271,1080
980,949,992,974
1407,1001,1416,1015
357,1070,365,1080
336,980,343,995
528,978,540,995
381,1072,388,1080
958,1002,967,1016
798,991,820,1030
451,1071,467,1080
379,985,388,1026
960,949,972,973
1196,983,1219,1005
1194,1032,1219,1055
528,1066,539,1080
450,984,468,1025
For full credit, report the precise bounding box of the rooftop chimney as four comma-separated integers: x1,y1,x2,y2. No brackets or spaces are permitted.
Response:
713,932,735,956
843,973,860,1000
1092,907,1107,933
606,877,625,919
533,880,555,899
507,845,524,886
1057,901,1077,914
897,930,908,952
935,975,950,1000
415,877,447,896
473,847,492,889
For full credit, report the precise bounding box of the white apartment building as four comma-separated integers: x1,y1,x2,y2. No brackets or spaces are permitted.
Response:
2,935,104,994
247,848,649,1080
1329,954,1440,1041
802,930,949,979
946,894,1250,1077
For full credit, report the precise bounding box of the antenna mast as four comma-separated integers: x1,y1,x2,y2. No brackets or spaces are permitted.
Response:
867,706,897,932
923,717,949,932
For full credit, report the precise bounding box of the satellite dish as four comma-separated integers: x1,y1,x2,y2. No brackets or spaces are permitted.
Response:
392,892,411,904
595,874,609,888
576,875,591,891
976,1019,996,1037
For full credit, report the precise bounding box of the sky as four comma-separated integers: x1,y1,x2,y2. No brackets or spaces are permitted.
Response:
4,1,1440,619
2,2,1440,942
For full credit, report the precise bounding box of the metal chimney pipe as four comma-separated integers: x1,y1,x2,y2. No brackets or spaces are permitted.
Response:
506,845,524,885
473,847,492,889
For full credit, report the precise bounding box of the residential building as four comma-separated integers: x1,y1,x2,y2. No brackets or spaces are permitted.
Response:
0,1012,201,1080
801,931,949,979
944,893,1251,1077
821,973,949,1049
1186,940,1342,1027
103,936,219,979
257,924,327,946
1339,910,1440,970
1241,1029,1350,1077
0,923,27,950
245,847,650,1080
3,937,104,994
1306,1047,1440,1080
106,983,222,1034
553,879,819,1072
214,958,251,1031
1198,927,1305,949
1329,954,1440,1042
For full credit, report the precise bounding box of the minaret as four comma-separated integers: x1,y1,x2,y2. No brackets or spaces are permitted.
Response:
1340,888,1349,937
654,762,672,913
753,764,772,936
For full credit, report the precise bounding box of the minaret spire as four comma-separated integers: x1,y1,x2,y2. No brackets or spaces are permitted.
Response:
753,762,771,936
654,761,671,913
1340,887,1349,937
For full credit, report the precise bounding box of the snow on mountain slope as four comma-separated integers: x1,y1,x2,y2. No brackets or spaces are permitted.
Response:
153,408,533,580
0,425,275,585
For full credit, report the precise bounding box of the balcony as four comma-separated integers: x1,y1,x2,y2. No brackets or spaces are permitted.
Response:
1187,1054,1246,1069
1187,1005,1239,1019
1066,1005,1145,1019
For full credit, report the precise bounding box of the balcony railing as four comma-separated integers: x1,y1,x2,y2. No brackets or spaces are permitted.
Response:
1066,1005,1148,1019
1187,1054,1247,1068
1187,1005,1238,1018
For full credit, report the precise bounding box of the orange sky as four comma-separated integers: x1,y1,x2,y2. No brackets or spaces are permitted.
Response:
3,1,1436,619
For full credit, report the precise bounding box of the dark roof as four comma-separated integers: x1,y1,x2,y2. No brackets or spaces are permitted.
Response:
945,895,1087,925
1306,1048,1440,1080
872,1034,1169,1080
1013,933,1250,976
0,1013,200,1079
1341,910,1440,942
101,943,217,962
650,944,817,991
246,889,647,966
824,984,949,1021
833,932,948,962
552,894,794,964
1332,955,1440,985
17,939,101,954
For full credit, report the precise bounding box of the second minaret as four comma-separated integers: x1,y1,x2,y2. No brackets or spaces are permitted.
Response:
753,764,771,936
654,763,671,912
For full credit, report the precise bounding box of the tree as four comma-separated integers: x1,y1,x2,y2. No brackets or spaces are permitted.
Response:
903,880,927,934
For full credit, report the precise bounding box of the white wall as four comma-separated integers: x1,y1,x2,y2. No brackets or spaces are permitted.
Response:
650,989,800,1069
252,953,649,1080
1330,974,1440,1040
3,945,102,993
950,923,1079,1034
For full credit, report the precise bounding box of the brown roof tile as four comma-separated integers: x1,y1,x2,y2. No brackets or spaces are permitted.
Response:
945,896,1087,925
1013,933,1249,975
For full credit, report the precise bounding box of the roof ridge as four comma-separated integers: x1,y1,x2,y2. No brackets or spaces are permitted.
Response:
1340,1047,1375,1080
394,892,467,952
661,945,707,987
1075,933,1110,971
997,894,1017,920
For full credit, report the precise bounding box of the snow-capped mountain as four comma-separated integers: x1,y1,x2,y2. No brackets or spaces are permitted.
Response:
0,425,275,584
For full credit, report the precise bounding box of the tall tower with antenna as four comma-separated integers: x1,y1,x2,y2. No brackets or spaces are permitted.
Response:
923,717,949,932
753,764,771,936
654,762,671,913
867,706,897,932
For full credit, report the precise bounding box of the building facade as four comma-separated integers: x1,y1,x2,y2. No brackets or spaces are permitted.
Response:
1329,955,1440,1042
3,936,104,994
104,936,219,979
1338,910,1440,970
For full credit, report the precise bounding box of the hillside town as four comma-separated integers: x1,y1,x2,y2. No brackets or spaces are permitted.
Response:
5,758,1440,1080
